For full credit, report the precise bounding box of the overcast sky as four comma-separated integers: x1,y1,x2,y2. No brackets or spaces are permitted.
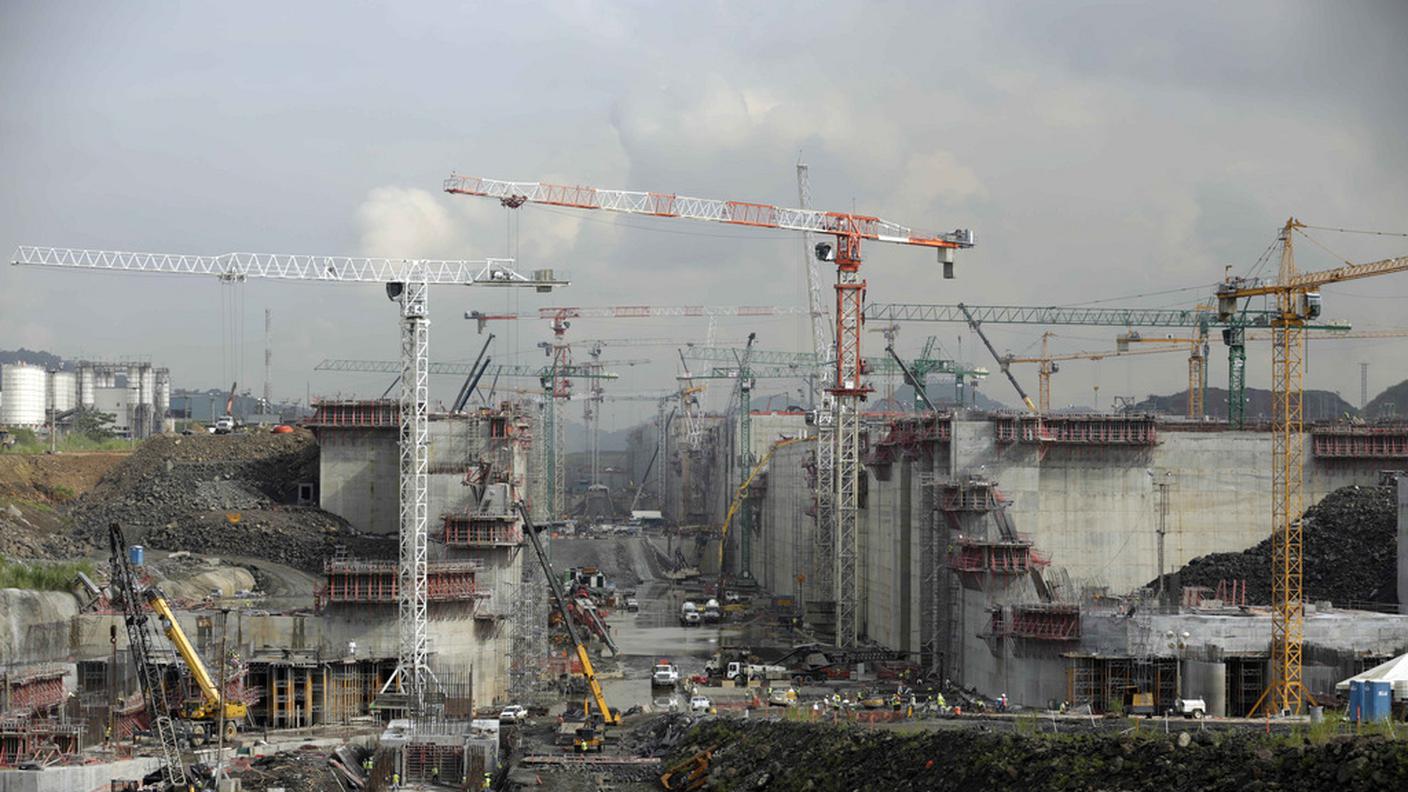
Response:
2,1,1405,428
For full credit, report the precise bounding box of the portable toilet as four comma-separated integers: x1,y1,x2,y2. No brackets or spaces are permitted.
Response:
1348,680,1365,721
129,544,145,566
1367,680,1393,722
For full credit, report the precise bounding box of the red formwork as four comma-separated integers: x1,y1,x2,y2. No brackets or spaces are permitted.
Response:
935,481,999,512
995,415,1157,446
1006,604,1081,640
950,535,1048,574
3,668,67,716
864,415,952,472
443,514,523,547
0,718,81,767
1311,426,1408,458
321,559,486,604
305,400,399,428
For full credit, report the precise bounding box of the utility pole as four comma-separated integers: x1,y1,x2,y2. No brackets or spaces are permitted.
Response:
264,309,273,413
1150,471,1172,603
1360,362,1369,410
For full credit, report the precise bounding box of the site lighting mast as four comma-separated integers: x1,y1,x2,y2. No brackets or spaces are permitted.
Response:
446,172,975,645
1214,220,1408,716
11,246,565,715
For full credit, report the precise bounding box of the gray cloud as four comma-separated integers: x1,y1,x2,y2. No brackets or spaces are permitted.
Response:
1,1,1404,423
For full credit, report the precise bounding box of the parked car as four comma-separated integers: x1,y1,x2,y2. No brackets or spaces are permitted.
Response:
499,704,529,723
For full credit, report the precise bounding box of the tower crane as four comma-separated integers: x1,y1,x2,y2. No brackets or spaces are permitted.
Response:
1214,219,1408,716
1001,335,1190,413
11,246,565,715
868,301,1351,425
445,171,975,647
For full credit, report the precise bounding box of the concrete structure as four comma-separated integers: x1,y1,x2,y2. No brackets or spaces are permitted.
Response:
742,411,1408,709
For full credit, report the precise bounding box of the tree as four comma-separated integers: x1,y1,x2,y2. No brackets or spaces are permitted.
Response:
70,408,116,441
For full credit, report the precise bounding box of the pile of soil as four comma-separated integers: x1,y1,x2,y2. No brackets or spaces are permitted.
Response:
61,430,392,571
1157,485,1397,605
0,452,127,558
670,720,1408,792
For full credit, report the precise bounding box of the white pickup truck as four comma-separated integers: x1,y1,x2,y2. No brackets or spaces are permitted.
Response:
651,661,681,688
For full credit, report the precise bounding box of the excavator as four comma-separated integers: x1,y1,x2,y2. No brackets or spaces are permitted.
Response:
515,502,619,750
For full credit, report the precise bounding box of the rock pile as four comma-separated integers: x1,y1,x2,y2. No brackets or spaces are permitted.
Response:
1158,484,1397,605
670,720,1408,792
62,430,392,570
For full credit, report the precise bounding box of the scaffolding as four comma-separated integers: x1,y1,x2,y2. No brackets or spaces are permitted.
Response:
443,514,524,547
1065,654,1177,714
306,399,399,428
320,558,487,605
1004,603,1081,641
1311,425,1408,458
949,535,1048,574
995,414,1157,445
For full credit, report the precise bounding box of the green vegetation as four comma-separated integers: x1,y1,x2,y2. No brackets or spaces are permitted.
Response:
0,431,132,455
0,556,94,591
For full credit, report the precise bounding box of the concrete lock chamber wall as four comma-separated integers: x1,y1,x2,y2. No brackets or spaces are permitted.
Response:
1,363,48,427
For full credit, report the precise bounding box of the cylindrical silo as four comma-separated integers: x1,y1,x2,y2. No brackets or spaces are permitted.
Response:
48,370,77,413
139,365,154,407
154,366,171,417
78,365,96,407
126,366,142,437
1,363,49,427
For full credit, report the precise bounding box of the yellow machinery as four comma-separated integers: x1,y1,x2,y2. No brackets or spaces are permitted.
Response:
144,589,247,734
1218,218,1408,715
1002,331,1187,414
716,438,806,599
516,502,619,727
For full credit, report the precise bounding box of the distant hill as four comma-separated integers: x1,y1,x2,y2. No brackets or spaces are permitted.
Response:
0,348,68,370
1364,378,1408,420
1131,387,1357,421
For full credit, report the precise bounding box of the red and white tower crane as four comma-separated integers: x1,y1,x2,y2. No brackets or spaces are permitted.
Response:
445,173,975,646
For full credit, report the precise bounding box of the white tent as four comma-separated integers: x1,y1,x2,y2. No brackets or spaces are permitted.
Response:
1336,652,1408,700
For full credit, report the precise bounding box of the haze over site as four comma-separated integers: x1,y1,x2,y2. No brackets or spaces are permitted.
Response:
1,2,1405,428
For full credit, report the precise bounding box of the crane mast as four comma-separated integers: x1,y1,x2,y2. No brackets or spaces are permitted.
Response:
13,246,563,716
446,171,974,647
1215,219,1408,715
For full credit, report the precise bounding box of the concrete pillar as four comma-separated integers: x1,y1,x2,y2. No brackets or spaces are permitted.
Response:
1183,659,1226,717
1398,476,1408,615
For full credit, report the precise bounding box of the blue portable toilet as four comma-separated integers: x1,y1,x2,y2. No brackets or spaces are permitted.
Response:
1348,680,1365,721
1367,680,1392,722
129,544,145,566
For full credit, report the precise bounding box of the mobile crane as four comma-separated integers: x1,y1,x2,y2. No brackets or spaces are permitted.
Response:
515,502,619,741
144,589,247,741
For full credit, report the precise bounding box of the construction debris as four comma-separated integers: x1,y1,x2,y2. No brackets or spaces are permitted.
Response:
666,720,1408,792
1160,484,1398,605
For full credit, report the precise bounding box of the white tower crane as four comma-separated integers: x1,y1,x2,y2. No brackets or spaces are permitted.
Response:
10,246,565,714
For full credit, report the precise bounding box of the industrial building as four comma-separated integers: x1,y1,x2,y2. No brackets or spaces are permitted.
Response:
0,360,171,438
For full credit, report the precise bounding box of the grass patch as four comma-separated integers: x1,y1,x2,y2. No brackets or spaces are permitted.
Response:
0,433,133,455
0,556,95,591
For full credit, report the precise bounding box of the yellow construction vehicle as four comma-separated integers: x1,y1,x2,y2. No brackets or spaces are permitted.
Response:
516,503,620,727
145,588,246,740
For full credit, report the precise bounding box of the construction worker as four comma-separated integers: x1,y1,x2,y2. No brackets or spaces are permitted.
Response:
483,770,493,789
391,771,400,789
999,692,1009,712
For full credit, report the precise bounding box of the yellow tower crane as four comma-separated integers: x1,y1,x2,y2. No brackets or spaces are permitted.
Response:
1217,218,1408,716
1114,331,1209,417
1002,332,1189,413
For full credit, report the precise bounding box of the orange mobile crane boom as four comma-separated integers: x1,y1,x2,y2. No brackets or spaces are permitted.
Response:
446,172,975,647
1217,218,1408,716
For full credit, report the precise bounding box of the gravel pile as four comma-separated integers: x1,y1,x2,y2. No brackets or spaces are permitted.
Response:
1157,484,1397,606
670,720,1408,792
62,430,392,571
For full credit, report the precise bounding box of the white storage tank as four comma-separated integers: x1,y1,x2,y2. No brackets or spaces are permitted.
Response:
1,363,48,426
155,369,171,419
138,365,155,407
78,365,96,407
48,370,77,413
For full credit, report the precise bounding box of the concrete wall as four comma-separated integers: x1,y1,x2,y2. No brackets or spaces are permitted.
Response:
317,427,398,535
1399,474,1407,615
